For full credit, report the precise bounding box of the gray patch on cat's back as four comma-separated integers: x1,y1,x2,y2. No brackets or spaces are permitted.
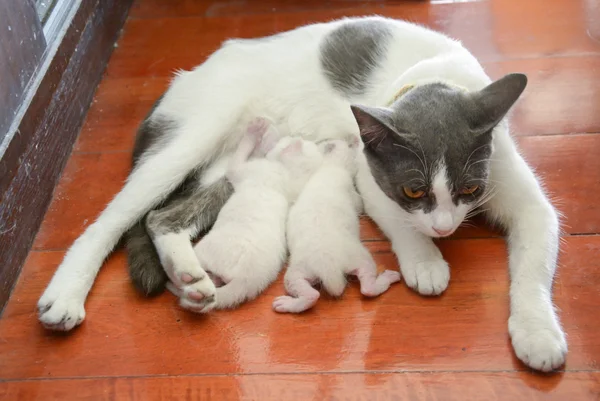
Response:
320,18,393,97
132,94,176,166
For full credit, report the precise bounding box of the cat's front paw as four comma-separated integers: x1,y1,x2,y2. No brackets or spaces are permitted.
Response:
509,313,567,372
167,278,217,314
400,256,449,296
38,287,86,331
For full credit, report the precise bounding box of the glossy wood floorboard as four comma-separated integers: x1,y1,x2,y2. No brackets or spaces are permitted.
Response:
2,0,599,400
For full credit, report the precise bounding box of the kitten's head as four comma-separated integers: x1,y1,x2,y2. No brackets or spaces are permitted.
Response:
319,137,360,174
267,137,323,197
352,73,527,238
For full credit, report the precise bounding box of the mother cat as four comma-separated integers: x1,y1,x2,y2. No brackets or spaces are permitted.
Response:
37,16,566,372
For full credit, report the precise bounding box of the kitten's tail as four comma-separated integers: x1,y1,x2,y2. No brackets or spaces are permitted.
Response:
125,219,168,296
212,277,270,310
319,269,348,297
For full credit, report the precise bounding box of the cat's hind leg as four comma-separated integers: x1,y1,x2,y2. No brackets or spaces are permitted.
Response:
273,267,320,313
145,175,233,303
38,115,241,331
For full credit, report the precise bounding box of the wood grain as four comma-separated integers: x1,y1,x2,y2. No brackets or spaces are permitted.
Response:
2,237,599,379
2,0,599,398
113,0,600,81
0,372,598,401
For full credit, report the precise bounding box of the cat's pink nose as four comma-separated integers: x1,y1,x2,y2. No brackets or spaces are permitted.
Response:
433,227,453,237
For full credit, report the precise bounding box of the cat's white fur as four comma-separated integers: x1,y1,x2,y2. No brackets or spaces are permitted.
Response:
274,138,401,313
38,16,565,372
415,163,471,237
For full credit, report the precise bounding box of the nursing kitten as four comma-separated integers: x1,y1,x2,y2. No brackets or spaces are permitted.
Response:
40,16,565,372
273,138,401,313
167,117,323,312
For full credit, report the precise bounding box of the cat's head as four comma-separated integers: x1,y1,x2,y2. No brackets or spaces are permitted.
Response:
319,137,360,174
352,73,527,238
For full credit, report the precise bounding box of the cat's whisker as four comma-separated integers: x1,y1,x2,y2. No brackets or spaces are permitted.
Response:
415,139,430,177
462,143,491,175
393,143,428,178
406,168,427,182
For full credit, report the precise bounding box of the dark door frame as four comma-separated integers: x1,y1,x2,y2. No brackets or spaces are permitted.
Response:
0,0,134,312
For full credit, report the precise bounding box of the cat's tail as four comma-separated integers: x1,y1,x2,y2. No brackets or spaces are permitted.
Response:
125,220,168,296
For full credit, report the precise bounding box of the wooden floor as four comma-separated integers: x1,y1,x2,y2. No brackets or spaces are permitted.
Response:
1,0,600,399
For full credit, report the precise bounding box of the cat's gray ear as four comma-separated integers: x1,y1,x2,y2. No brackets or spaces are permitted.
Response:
470,73,527,133
350,105,399,151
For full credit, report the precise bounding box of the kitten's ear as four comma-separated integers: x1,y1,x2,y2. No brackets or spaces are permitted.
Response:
470,73,527,133
350,105,399,151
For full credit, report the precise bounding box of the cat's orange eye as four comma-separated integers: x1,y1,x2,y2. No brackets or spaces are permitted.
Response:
403,186,426,199
461,185,479,195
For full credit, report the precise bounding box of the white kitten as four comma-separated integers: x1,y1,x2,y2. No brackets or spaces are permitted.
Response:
168,118,323,312
273,138,401,313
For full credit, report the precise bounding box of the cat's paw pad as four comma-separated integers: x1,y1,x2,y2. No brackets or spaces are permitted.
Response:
176,277,217,314
180,294,217,314
179,271,208,285
509,314,567,372
37,291,85,331
182,276,216,302
402,258,449,296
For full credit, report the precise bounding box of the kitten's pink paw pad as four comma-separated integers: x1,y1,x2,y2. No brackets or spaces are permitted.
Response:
247,117,270,137
381,270,402,284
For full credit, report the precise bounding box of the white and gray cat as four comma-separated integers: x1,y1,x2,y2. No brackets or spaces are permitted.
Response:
38,16,566,372
274,138,401,313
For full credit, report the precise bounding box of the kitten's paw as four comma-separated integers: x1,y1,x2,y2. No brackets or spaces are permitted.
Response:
37,289,85,331
360,270,402,297
401,257,449,296
509,313,567,372
247,117,270,138
380,270,402,284
272,295,317,313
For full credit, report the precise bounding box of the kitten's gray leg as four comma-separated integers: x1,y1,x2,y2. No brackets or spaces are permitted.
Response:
356,156,450,296
485,132,566,372
146,177,233,306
